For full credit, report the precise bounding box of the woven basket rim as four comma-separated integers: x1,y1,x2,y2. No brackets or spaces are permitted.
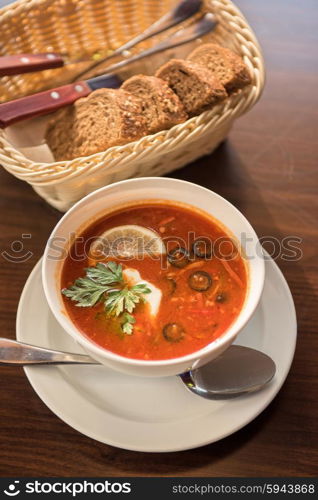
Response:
0,88,254,168
0,0,265,181
0,0,47,13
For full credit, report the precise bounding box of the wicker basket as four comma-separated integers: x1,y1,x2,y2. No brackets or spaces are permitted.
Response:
0,0,265,211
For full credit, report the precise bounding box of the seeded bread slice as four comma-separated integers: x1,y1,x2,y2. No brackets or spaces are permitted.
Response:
122,75,187,133
155,59,227,116
45,88,147,161
187,43,251,93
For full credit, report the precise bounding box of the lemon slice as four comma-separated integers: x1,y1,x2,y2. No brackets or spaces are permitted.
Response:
89,225,166,259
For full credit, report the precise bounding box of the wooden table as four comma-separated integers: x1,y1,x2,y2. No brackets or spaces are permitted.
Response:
0,0,317,477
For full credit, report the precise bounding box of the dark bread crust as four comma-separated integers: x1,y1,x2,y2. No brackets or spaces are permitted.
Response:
45,88,147,161
122,75,187,133
45,105,76,161
187,43,251,93
155,59,227,116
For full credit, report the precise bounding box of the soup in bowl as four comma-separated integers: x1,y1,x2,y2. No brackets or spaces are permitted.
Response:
42,178,264,377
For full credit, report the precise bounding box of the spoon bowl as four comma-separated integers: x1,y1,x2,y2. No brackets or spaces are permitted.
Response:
180,345,276,399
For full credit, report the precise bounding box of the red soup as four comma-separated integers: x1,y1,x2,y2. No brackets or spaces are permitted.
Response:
61,201,248,360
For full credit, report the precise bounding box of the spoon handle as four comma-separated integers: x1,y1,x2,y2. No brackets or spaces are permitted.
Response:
77,0,203,79
94,14,217,77
0,338,97,365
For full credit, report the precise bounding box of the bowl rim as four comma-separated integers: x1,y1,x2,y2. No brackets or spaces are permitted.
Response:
42,177,265,368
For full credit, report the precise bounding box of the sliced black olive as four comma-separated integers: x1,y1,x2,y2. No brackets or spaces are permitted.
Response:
167,247,190,268
192,237,213,259
188,271,212,292
163,323,185,342
216,293,226,303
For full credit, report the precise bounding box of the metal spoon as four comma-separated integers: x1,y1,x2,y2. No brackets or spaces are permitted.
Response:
0,339,275,399
74,0,203,81
76,13,217,80
0,338,276,399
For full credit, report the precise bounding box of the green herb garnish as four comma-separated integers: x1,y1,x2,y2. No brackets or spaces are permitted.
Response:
85,261,123,285
62,262,151,335
121,313,136,335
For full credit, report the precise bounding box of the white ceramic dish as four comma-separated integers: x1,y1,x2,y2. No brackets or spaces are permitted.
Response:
17,257,296,452
42,177,265,377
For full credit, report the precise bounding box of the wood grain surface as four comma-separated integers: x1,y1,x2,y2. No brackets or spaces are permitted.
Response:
0,0,317,477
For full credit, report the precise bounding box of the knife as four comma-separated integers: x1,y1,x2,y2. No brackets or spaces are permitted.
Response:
0,13,217,127
0,0,202,77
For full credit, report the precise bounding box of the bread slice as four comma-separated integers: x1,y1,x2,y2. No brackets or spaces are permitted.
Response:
155,59,227,116
187,43,251,93
45,88,148,161
122,75,187,133
45,105,76,161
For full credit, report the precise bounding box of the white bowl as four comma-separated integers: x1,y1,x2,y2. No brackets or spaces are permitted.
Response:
42,177,265,377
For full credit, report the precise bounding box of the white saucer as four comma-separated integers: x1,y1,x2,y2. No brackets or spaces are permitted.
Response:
16,257,297,452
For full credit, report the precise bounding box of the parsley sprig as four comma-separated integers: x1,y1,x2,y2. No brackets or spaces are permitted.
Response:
62,262,151,334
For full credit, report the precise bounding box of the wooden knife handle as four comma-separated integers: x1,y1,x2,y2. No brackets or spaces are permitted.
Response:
0,82,91,127
0,53,64,76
